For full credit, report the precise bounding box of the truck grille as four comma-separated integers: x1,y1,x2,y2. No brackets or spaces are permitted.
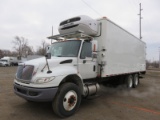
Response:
16,65,34,83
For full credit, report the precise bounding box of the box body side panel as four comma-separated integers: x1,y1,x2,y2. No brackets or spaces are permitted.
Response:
96,19,146,77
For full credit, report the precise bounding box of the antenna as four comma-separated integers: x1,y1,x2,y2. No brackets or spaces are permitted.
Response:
52,26,53,36
81,0,101,17
138,3,143,39
51,26,53,44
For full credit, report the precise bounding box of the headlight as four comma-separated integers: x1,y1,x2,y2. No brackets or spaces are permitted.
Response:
35,77,55,84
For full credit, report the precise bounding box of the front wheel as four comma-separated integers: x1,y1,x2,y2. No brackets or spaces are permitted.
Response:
53,83,81,118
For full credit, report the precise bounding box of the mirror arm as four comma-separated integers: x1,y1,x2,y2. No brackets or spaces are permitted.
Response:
44,53,52,73
45,57,52,73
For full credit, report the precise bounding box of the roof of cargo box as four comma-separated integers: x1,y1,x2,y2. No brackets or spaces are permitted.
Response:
47,31,93,41
97,17,145,44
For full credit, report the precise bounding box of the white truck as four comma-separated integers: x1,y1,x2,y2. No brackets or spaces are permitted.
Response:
14,15,146,117
0,59,8,66
0,56,18,66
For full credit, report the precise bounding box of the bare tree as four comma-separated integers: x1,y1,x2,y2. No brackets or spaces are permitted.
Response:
10,51,18,57
36,40,49,55
0,49,14,58
146,60,150,69
25,46,34,55
12,36,34,57
152,61,159,68
1,50,11,56
146,60,160,69
41,40,46,55
0,49,3,58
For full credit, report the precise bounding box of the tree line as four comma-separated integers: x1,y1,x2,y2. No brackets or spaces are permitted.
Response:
146,60,160,69
0,36,50,58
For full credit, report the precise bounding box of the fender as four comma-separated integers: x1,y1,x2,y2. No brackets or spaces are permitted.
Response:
59,74,84,95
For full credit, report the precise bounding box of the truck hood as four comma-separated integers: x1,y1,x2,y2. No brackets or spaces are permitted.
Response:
22,57,77,76
24,57,75,67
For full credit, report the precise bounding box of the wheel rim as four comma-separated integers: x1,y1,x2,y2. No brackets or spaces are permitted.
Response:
63,90,78,111
128,76,133,88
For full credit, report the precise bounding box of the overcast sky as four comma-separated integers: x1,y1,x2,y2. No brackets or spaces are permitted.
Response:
0,0,160,61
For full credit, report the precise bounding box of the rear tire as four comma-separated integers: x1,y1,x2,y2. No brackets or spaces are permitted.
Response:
133,74,139,88
125,75,133,89
53,83,81,118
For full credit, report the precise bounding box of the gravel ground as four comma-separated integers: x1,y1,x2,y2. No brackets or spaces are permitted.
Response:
0,67,160,120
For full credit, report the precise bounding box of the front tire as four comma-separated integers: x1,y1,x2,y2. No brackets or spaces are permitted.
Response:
53,83,81,118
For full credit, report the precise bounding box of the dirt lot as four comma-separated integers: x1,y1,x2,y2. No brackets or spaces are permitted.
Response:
0,67,160,120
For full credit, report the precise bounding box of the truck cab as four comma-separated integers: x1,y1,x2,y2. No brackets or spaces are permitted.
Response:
48,38,97,77
0,59,8,66
14,28,100,117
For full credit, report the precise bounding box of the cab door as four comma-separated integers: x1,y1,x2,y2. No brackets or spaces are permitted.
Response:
78,41,97,79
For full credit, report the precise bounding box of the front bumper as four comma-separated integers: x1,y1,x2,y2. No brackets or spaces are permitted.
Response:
14,83,58,102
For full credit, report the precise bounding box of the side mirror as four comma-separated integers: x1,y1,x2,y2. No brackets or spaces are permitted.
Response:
45,53,51,59
46,45,51,53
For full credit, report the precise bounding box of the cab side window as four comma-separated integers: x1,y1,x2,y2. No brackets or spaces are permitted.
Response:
80,42,92,59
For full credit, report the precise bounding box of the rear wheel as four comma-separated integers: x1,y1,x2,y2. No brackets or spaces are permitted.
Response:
53,83,81,118
133,74,139,88
125,75,133,89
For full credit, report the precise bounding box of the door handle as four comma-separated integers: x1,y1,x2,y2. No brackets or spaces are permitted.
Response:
93,65,96,71
83,60,86,64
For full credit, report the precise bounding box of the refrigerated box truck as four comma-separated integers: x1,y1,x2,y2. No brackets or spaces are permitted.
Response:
14,15,146,117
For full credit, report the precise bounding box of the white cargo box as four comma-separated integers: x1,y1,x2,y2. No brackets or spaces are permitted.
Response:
58,15,98,36
95,17,146,77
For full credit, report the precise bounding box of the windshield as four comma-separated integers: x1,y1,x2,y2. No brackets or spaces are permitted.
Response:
0,60,7,62
50,40,81,57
